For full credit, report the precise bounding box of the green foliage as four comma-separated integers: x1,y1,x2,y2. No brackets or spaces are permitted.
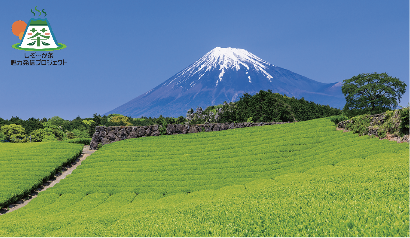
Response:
0,124,27,143
0,131,5,142
0,118,407,236
399,107,409,136
345,114,372,135
187,90,342,125
378,130,387,139
44,116,65,128
42,124,66,141
107,114,123,122
42,134,58,142
341,72,407,117
82,119,95,127
97,143,103,150
0,114,187,140
65,138,92,145
30,128,46,142
66,131,76,139
0,142,83,209
82,119,97,138
154,115,166,135
71,129,89,139
22,117,44,135
232,90,296,123
110,115,132,126
329,115,349,125
246,116,253,123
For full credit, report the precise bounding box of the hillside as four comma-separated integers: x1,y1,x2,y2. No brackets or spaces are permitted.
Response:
0,117,408,236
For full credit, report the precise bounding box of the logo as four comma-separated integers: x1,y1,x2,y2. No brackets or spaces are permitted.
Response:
12,6,66,51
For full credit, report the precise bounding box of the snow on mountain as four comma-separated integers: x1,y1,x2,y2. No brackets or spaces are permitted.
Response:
106,47,345,118
169,47,274,87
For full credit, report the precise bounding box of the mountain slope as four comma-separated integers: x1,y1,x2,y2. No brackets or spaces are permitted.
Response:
106,47,345,118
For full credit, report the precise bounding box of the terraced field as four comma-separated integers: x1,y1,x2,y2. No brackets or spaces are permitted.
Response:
0,142,84,208
0,117,408,236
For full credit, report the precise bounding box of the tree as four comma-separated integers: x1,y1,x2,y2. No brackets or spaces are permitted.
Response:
0,124,27,143
0,130,5,142
110,115,132,126
22,117,43,135
30,128,46,142
342,72,407,118
82,119,96,137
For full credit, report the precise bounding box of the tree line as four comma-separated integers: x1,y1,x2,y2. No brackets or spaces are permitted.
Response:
1,72,407,142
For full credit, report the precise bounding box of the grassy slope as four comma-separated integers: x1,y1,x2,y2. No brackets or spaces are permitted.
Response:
0,142,84,208
0,117,408,236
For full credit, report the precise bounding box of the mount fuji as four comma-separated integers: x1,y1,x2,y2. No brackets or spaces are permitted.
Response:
106,47,345,118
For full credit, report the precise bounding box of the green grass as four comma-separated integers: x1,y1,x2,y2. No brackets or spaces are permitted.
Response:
0,142,84,208
0,117,408,236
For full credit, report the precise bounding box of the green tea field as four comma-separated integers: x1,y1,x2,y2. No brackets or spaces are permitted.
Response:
0,117,408,236
0,142,84,208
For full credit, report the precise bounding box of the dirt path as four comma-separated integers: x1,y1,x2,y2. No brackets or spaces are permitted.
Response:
0,145,96,215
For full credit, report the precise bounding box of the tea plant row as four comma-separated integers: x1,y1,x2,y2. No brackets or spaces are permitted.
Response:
0,142,84,208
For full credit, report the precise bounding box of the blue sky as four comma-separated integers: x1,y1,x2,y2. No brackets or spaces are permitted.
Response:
2,0,409,120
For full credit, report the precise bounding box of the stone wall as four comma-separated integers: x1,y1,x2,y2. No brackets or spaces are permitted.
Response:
90,121,294,150
337,110,409,143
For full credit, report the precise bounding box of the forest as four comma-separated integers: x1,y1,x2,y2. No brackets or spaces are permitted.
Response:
0,89,407,143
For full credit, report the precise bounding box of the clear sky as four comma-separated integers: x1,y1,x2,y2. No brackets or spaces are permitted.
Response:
2,0,409,120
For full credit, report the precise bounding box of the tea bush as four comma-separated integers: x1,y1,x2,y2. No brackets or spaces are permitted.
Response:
329,115,349,125
0,142,83,208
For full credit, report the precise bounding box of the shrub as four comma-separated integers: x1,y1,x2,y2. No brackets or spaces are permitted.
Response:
65,138,92,145
42,134,58,142
0,124,27,143
110,116,132,126
66,131,76,139
71,129,89,138
378,130,387,139
30,128,46,142
399,107,409,136
345,114,372,135
329,115,349,125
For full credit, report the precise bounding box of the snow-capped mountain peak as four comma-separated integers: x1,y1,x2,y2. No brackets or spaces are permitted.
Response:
107,47,345,118
171,47,274,87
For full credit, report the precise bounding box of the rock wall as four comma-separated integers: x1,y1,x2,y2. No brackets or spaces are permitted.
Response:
337,110,409,143
90,121,294,150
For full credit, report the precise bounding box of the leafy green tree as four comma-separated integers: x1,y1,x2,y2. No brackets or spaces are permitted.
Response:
107,114,123,122
0,117,5,126
46,116,64,125
232,90,295,123
0,124,27,143
22,117,44,135
175,116,186,124
0,130,5,142
110,115,132,126
30,128,46,142
92,113,102,126
8,116,24,126
31,126,64,142
71,129,90,138
82,119,96,137
42,121,66,141
42,133,58,142
341,72,407,118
